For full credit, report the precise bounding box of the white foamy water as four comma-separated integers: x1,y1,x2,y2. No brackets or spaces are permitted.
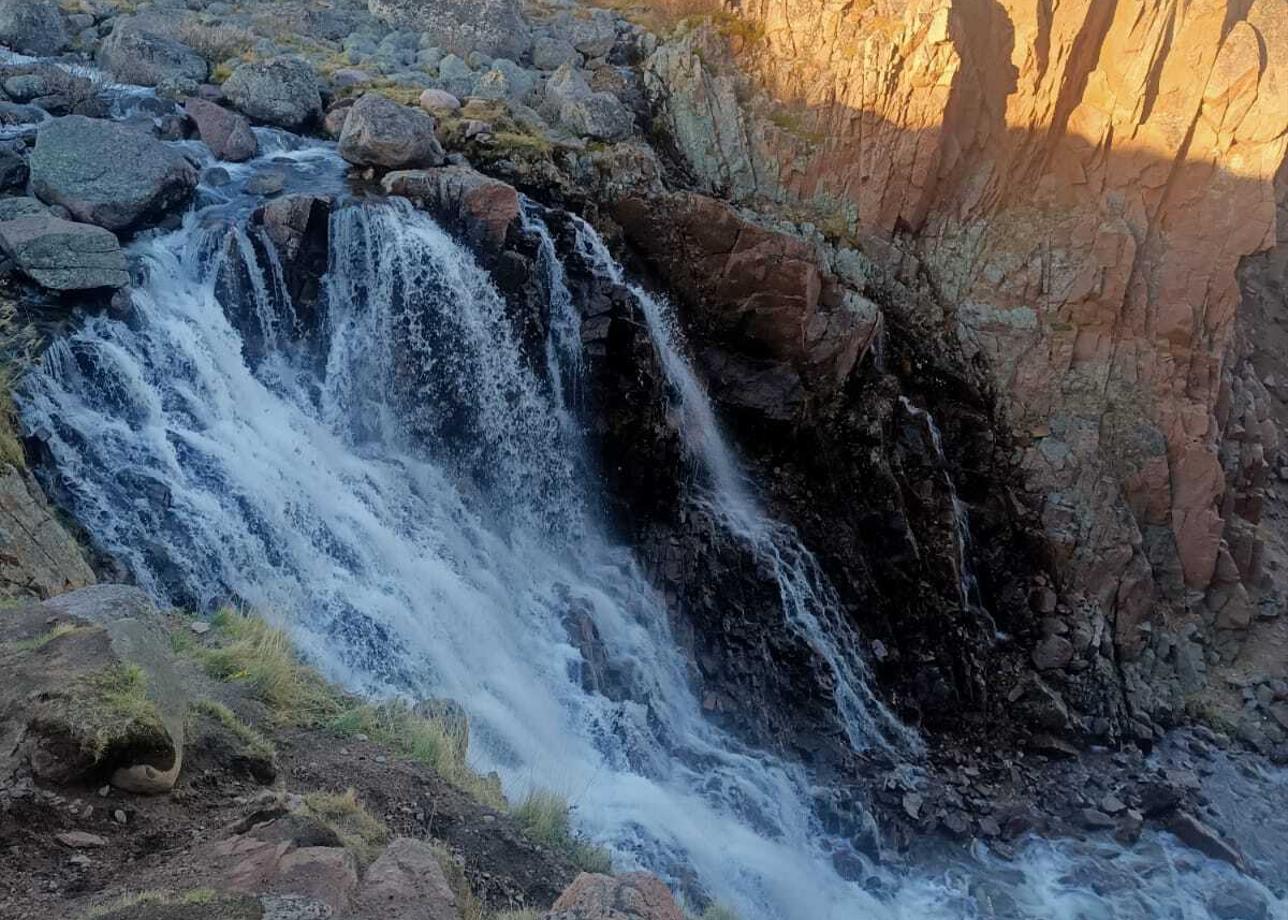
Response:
14,132,1286,920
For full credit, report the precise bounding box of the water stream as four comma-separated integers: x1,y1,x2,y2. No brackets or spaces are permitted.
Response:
11,89,1287,920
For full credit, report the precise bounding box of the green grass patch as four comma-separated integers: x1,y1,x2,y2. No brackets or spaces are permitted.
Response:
189,699,276,760
329,699,506,811
512,789,613,874
83,887,217,919
302,788,389,864
190,609,342,724
9,621,81,653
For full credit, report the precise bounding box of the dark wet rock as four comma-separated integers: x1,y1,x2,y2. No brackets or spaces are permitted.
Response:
184,98,257,163
250,193,331,312
30,116,198,232
0,214,129,290
367,0,532,61
383,165,518,254
1077,807,1117,830
1032,634,1074,670
1208,879,1270,920
0,101,46,128
222,57,322,132
338,93,444,170
0,0,68,57
97,17,208,88
614,191,878,416
0,140,26,192
1167,810,1248,872
0,62,93,108
246,171,286,197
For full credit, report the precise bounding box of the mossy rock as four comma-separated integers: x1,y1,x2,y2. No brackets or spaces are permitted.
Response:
1,586,186,792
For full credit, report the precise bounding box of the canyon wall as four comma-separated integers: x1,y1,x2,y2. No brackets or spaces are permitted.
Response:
646,0,1288,716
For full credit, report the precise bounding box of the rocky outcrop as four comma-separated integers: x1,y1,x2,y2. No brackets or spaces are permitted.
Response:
384,166,519,253
338,93,445,170
30,116,198,232
0,463,95,600
0,215,129,290
184,99,257,163
1,586,185,794
222,57,323,132
96,17,208,89
615,192,878,419
646,0,1288,722
0,0,67,57
368,0,532,60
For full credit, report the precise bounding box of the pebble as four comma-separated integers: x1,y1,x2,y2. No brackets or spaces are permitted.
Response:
56,831,108,849
113,809,127,825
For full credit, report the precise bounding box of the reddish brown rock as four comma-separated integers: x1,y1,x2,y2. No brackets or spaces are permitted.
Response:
383,165,520,253
547,872,685,920
615,192,878,418
184,98,257,163
349,837,457,920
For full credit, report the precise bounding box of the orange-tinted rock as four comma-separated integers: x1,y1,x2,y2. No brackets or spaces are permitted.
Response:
648,0,1288,661
547,872,685,920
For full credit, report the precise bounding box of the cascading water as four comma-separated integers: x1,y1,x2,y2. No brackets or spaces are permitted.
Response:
14,103,1287,920
899,396,997,636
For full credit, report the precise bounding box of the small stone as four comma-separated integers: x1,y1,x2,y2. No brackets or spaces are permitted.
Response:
901,792,923,820
69,854,91,867
56,831,107,849
1100,793,1126,814
1032,635,1075,670
113,809,127,824
1078,808,1117,830
190,621,212,635
97,785,110,798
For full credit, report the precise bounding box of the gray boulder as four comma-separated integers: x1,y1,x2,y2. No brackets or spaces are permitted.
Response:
0,63,94,107
0,214,129,290
0,101,46,128
560,92,633,141
473,58,536,102
0,0,68,57
368,0,531,61
562,9,617,59
222,57,322,131
30,116,198,232
435,53,474,100
339,93,444,170
532,35,581,72
545,62,592,109
96,17,208,88
0,197,47,221
185,98,257,162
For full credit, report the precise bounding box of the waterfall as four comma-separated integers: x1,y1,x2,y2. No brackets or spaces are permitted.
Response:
899,396,996,635
15,129,1286,920
572,220,919,757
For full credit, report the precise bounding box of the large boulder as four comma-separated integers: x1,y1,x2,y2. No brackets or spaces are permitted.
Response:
0,61,95,110
349,838,458,920
0,0,68,57
0,586,186,793
30,116,198,232
559,92,633,142
96,17,208,88
185,98,258,162
221,57,322,131
545,873,684,920
383,166,518,252
368,0,531,61
0,214,129,290
338,93,444,169
614,192,877,414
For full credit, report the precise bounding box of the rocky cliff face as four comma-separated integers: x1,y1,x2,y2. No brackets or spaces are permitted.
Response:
646,0,1288,724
